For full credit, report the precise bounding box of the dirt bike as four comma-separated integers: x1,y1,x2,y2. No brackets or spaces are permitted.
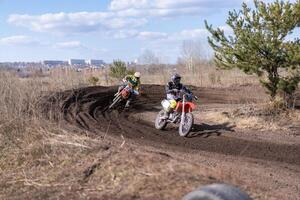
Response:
155,92,197,137
108,84,135,110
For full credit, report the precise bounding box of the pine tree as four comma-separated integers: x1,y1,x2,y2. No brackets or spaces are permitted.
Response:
109,60,134,79
205,0,300,107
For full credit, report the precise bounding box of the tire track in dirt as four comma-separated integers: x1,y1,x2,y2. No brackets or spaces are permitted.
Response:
42,85,300,166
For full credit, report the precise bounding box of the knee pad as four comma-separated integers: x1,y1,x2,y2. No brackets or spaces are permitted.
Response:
169,100,177,109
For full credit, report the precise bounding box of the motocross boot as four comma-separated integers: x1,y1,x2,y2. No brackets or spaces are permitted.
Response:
125,100,131,108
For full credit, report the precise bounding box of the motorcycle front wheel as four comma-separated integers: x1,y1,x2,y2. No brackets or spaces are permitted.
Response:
155,110,168,130
179,113,194,137
109,95,122,109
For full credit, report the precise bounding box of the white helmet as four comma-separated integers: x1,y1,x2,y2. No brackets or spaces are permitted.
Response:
134,72,141,78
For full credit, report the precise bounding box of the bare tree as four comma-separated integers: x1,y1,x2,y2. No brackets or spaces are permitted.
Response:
137,49,160,65
179,40,210,71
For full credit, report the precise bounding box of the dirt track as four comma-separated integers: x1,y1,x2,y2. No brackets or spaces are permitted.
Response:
43,85,299,165
42,85,300,199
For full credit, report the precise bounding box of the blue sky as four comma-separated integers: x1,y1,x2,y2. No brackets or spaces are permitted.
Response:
0,0,298,63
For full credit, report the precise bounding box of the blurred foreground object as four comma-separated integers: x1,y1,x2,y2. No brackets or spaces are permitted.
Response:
182,183,252,200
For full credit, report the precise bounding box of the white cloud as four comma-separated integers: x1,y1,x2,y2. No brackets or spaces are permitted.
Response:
110,0,214,10
112,30,139,39
171,28,208,40
111,0,245,10
168,26,231,41
116,7,201,17
8,12,147,34
102,17,147,29
0,35,39,46
112,28,208,41
7,0,246,35
0,36,89,51
110,0,149,10
138,31,168,40
54,41,82,49
110,0,245,17
7,0,241,36
112,30,168,40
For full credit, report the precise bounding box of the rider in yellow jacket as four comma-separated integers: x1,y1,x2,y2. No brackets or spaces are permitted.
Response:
119,72,141,108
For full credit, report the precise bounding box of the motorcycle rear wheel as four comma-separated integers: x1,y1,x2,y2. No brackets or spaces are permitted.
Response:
155,110,168,130
179,113,194,137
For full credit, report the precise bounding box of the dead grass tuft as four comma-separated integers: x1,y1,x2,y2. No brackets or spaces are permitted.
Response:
203,103,299,131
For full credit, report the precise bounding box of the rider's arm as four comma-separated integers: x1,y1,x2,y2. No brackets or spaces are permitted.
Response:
124,75,131,81
182,85,192,94
122,76,128,83
165,83,173,94
134,80,140,92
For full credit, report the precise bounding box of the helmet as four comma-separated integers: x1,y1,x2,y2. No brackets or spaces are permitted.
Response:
171,73,181,84
134,72,141,78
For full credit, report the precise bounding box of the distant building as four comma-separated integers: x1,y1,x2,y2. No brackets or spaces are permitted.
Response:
86,59,105,66
43,60,65,66
68,59,85,66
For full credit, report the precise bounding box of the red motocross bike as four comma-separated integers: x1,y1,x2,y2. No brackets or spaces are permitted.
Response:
155,92,197,137
108,83,135,110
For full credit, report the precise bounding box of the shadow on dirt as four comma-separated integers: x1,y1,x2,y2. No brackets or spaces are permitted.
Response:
188,122,235,138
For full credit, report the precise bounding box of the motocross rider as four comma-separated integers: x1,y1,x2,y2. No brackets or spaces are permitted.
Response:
118,72,141,108
163,74,192,119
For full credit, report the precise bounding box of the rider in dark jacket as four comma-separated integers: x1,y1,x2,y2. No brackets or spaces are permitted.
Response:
163,74,191,119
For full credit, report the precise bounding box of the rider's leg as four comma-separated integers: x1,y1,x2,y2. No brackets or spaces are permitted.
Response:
125,93,134,108
125,99,131,108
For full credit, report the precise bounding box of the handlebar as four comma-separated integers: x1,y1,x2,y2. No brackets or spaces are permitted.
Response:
122,83,139,95
170,88,197,97
181,92,199,102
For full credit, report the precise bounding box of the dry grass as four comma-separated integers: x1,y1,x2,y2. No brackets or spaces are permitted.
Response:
0,68,219,199
0,128,218,199
0,69,89,158
235,117,281,130
0,66,298,199
11,63,260,89
203,104,300,131
204,111,283,131
0,69,94,178
138,63,258,87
